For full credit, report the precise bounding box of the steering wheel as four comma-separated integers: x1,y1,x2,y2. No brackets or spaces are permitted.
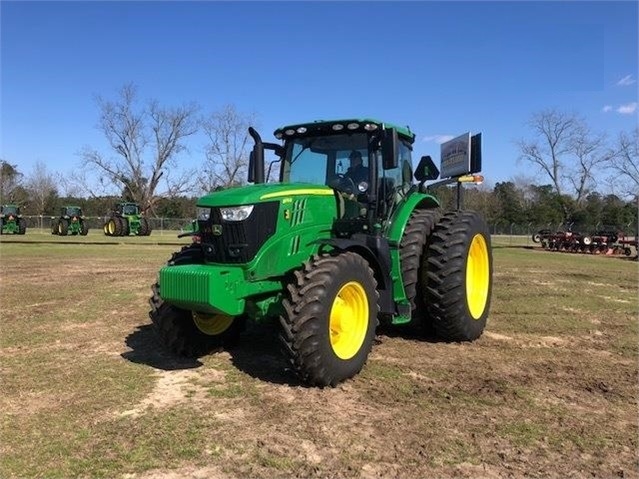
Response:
328,174,356,195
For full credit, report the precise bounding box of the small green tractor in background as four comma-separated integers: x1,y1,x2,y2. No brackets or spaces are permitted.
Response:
149,118,492,387
0,204,26,235
103,202,152,236
51,206,89,236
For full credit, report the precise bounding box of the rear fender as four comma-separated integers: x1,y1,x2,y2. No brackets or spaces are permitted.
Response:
384,192,439,311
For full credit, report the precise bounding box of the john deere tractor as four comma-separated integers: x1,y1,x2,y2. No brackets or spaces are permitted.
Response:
0,204,26,235
51,206,89,236
103,202,152,236
149,118,492,386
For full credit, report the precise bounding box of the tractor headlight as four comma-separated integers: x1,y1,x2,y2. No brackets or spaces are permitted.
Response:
196,207,211,221
220,205,254,222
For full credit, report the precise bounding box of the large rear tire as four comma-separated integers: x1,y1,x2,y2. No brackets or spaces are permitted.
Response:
424,211,492,341
119,217,130,236
51,219,60,235
399,208,441,327
107,218,122,236
279,252,379,387
17,218,26,235
139,217,151,236
58,219,69,236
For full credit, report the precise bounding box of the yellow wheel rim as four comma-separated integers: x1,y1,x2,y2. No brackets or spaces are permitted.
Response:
193,312,234,336
466,234,490,319
108,220,117,235
329,281,369,360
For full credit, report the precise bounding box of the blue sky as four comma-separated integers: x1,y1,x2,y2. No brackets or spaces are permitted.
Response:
1,0,637,194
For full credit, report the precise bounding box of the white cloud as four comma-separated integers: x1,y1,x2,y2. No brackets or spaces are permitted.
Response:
617,75,636,86
617,102,638,115
423,134,454,144
602,105,613,113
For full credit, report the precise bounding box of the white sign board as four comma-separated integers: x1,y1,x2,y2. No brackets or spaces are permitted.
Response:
440,132,471,178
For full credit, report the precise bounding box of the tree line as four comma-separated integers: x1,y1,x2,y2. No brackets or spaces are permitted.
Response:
1,84,637,233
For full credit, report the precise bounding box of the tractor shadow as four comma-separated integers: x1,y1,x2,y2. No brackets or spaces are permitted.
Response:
376,321,447,344
227,321,304,387
121,324,204,371
121,320,448,384
121,322,303,386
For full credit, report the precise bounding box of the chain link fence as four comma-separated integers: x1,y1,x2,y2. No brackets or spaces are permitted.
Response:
15,215,639,244
18,216,196,236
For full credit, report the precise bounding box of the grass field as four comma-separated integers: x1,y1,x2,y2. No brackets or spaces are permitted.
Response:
0,238,637,478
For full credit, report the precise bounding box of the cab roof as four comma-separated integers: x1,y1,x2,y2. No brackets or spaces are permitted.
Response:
274,118,415,144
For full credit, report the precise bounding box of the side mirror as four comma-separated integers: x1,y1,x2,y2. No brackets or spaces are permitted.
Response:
414,155,440,182
381,128,398,170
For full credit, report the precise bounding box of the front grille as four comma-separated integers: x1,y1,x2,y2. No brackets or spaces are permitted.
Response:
198,202,279,263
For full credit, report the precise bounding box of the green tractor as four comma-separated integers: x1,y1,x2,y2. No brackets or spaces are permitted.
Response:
103,202,152,236
0,204,26,235
51,206,89,236
149,118,492,387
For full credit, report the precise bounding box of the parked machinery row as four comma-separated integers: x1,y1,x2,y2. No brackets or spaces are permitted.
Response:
0,202,154,237
532,228,637,256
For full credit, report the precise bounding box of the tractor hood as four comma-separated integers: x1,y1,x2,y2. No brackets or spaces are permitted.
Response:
197,183,334,207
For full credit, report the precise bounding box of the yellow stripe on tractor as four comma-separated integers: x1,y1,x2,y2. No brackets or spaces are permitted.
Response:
260,189,334,200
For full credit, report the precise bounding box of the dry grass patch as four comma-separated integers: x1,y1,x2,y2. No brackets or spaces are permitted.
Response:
0,242,637,478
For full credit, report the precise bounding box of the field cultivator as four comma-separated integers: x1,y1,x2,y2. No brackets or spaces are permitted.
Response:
532,227,637,257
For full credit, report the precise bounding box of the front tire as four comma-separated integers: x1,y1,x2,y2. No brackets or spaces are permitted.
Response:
149,283,244,357
424,211,492,341
279,252,379,387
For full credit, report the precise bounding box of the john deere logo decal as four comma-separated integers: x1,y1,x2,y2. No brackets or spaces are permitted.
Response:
211,224,223,236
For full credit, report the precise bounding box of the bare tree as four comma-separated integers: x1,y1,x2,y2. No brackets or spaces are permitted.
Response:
517,109,610,218
79,84,199,213
566,123,614,204
199,104,256,192
608,128,639,198
25,161,58,215
0,160,23,203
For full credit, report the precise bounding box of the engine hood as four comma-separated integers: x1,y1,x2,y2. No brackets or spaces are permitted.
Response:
197,183,334,207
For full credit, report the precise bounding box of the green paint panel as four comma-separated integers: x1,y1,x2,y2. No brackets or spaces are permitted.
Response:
384,193,440,307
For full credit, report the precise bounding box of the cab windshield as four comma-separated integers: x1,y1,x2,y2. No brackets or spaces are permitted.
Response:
66,207,82,217
122,205,139,215
282,133,370,185
2,206,18,215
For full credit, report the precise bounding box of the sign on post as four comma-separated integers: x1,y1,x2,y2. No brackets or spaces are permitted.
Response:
440,132,482,179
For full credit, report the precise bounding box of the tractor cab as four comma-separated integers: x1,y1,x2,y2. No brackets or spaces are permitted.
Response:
118,203,140,216
1,204,20,218
62,206,83,219
251,119,441,235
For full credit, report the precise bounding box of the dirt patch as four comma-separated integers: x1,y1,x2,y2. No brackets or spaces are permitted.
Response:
119,368,226,418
